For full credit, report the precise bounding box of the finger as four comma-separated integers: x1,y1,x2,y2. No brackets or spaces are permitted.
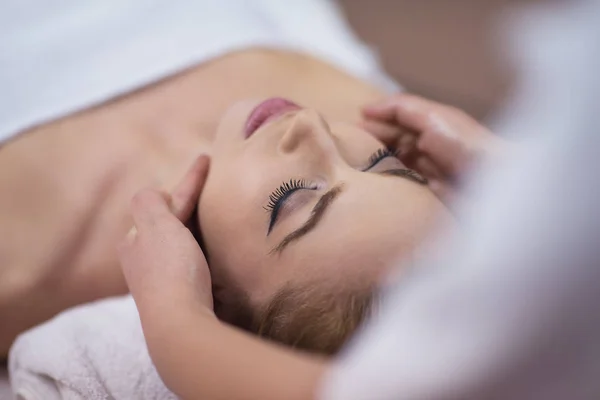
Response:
363,93,449,133
170,155,210,222
361,100,399,123
415,156,443,181
359,119,401,147
119,219,204,307
130,188,177,232
418,131,469,178
120,188,214,314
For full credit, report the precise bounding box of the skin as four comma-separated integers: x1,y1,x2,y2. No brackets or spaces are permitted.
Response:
0,47,494,359
200,99,450,307
0,49,386,356
119,94,504,399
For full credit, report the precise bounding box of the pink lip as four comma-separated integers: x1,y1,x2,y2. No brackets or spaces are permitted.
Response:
244,97,301,138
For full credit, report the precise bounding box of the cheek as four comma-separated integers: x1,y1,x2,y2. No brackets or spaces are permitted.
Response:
198,165,269,289
277,224,408,296
213,99,259,144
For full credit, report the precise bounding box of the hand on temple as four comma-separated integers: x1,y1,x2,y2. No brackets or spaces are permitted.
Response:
361,93,508,203
118,155,216,395
119,155,214,316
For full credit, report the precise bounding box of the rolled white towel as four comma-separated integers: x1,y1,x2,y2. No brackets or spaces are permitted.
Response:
8,296,175,400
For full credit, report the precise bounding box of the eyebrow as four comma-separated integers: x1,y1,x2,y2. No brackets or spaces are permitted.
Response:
379,168,428,185
270,184,344,255
269,168,427,255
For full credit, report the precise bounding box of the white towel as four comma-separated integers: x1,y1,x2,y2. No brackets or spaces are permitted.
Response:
8,296,176,400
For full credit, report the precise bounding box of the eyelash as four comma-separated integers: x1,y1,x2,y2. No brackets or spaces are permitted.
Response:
365,147,398,170
265,178,317,233
265,179,315,212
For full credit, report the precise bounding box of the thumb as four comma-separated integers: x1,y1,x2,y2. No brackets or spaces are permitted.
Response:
170,155,210,221
129,188,177,233
359,119,403,148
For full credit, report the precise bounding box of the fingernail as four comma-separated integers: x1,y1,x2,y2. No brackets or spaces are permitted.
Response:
125,226,138,245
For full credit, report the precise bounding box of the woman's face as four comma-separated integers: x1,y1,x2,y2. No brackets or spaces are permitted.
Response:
199,98,450,306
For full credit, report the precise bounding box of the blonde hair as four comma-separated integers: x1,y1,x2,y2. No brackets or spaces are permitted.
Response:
216,281,376,355
193,220,376,354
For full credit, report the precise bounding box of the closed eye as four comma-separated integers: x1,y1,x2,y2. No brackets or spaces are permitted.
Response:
362,148,398,171
267,148,425,253
265,179,318,235
270,167,428,255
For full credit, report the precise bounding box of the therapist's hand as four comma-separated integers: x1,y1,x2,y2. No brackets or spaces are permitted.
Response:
118,156,215,386
362,94,507,202
119,155,212,316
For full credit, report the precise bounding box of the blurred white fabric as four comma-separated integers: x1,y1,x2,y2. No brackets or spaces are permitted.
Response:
320,1,600,399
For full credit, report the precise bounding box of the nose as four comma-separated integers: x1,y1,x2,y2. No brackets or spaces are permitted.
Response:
278,109,338,158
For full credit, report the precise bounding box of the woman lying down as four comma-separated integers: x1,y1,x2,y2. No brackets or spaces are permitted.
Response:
0,2,507,398
6,94,507,399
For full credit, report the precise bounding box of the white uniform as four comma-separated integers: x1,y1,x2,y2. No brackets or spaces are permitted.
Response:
0,0,396,143
320,2,600,399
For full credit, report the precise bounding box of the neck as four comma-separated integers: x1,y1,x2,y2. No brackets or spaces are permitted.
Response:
0,49,388,351
126,49,387,189
35,49,390,210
